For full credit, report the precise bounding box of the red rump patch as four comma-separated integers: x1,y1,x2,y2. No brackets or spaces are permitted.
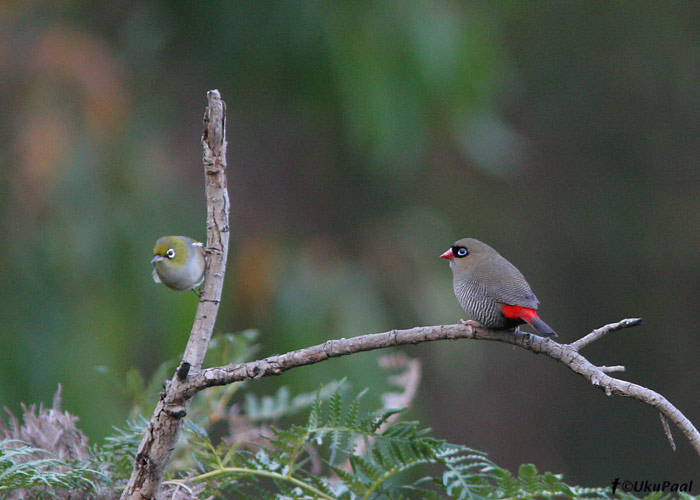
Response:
500,304,539,321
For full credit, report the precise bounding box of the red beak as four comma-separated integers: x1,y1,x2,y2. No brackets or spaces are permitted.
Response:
440,248,454,260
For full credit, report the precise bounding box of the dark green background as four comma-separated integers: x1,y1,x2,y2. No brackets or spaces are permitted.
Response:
1,0,698,486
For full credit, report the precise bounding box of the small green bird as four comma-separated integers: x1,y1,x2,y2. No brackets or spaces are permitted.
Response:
151,236,206,292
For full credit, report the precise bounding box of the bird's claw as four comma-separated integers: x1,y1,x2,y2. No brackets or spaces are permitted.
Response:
460,319,483,328
513,327,533,341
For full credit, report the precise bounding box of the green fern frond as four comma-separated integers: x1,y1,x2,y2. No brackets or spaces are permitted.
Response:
0,440,102,492
518,462,541,492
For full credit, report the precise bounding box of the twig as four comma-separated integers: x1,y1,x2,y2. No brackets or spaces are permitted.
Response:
162,481,194,500
569,317,643,351
660,413,677,452
120,90,229,500
179,319,700,459
598,365,626,373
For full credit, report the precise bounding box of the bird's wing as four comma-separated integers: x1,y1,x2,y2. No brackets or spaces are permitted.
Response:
480,256,540,309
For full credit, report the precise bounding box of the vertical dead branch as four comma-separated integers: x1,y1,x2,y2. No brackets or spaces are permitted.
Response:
182,90,229,369
120,90,229,500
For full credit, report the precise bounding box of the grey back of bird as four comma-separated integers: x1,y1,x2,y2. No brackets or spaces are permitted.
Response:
451,238,539,328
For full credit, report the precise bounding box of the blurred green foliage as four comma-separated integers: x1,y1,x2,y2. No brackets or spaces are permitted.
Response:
1,0,699,487
0,370,622,499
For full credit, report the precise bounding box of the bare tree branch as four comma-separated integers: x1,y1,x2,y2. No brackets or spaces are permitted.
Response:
178,318,700,459
569,317,643,351
120,90,229,500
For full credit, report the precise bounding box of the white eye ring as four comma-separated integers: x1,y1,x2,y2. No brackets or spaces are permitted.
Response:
165,249,176,259
456,247,468,257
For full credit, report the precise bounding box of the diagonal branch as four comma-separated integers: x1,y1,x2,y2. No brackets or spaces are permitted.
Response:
120,90,229,500
569,317,643,351
179,318,700,459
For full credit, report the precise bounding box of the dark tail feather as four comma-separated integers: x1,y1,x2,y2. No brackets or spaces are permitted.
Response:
526,316,557,338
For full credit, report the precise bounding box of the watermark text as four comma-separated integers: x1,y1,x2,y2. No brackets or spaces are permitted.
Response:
611,477,693,494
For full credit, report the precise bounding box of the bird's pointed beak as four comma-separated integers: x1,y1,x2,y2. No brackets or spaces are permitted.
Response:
151,255,164,264
440,248,454,260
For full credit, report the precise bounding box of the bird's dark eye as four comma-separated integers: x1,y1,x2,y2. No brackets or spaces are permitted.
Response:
453,246,469,258
165,249,176,259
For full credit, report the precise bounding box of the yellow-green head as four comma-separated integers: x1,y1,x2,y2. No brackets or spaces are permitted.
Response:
151,236,206,291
